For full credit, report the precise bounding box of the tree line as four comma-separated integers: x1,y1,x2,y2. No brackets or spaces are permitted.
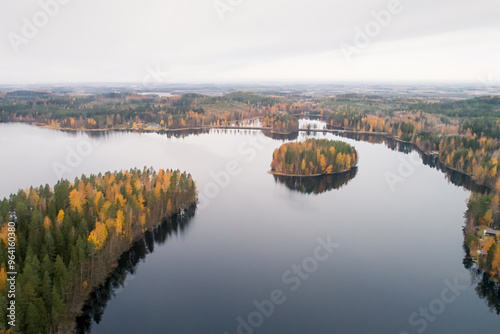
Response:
0,92,293,132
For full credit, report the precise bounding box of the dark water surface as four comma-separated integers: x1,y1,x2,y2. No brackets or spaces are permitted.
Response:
1,123,499,334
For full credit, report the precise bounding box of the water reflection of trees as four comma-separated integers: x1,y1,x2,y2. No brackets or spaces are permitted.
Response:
262,130,299,141
75,207,196,333
61,128,213,140
343,128,499,316
463,251,500,315
273,168,357,195
343,132,490,194
346,130,499,313
475,272,500,315
342,132,414,153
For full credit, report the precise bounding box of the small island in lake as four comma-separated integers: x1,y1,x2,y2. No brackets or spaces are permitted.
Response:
270,139,358,177
263,113,299,134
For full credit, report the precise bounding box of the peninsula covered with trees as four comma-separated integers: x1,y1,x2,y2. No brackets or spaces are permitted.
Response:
270,139,358,177
0,91,290,131
0,167,197,333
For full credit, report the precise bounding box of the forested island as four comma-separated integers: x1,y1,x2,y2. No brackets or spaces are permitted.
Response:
270,139,358,177
262,113,299,134
0,168,197,333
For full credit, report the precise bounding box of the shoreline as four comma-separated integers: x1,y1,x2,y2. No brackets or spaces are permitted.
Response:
11,120,387,135
9,121,485,187
73,205,197,332
7,120,487,188
336,124,490,189
270,130,299,135
66,202,197,333
268,167,355,178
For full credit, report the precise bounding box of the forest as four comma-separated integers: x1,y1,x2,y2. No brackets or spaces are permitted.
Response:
0,91,292,131
465,189,500,279
322,105,499,188
408,96,500,118
270,139,358,176
0,167,197,333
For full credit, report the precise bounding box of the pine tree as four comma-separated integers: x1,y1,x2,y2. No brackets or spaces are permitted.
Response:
51,289,66,328
53,255,68,296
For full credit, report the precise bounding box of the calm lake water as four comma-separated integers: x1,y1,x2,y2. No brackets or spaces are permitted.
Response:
1,123,499,334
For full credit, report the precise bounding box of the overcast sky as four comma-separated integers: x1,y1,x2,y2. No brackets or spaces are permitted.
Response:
0,0,499,84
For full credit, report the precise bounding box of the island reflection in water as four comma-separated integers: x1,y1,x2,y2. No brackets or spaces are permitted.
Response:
75,207,196,334
273,168,357,195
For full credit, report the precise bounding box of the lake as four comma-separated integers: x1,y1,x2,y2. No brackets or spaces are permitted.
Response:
1,123,499,334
